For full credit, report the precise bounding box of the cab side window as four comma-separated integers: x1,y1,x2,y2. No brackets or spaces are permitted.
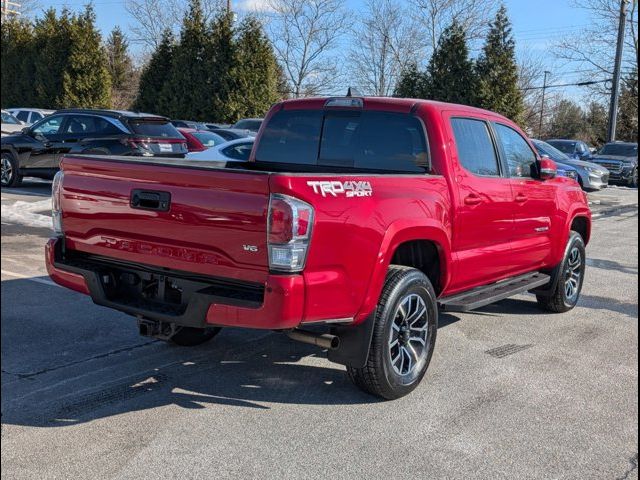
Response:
494,123,537,179
451,118,500,176
15,111,30,123
31,116,64,136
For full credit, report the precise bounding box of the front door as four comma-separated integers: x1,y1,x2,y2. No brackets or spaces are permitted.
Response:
493,122,557,271
27,115,66,169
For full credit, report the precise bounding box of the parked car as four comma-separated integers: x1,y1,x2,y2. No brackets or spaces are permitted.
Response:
590,142,638,188
203,122,231,130
1,109,187,187
1,110,25,136
232,118,263,132
177,128,227,152
6,108,55,126
532,139,609,191
546,139,593,161
209,128,256,141
186,137,254,161
47,96,591,400
171,119,208,130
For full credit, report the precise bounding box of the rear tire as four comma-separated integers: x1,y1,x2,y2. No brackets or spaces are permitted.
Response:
170,327,221,346
347,266,438,400
1,153,22,188
536,231,586,313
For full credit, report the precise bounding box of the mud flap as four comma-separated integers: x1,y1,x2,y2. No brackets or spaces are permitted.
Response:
327,314,376,368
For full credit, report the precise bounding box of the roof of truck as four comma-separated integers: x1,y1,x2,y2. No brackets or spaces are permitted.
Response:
278,96,511,122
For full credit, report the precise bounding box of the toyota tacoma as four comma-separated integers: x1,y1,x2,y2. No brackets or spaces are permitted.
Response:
46,97,591,399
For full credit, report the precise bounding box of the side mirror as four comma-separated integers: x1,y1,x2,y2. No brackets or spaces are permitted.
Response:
21,127,31,135
538,157,558,180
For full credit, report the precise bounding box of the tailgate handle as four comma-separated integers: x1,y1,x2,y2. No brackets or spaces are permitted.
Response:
131,189,171,211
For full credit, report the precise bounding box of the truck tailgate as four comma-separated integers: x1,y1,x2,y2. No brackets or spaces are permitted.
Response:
59,156,271,283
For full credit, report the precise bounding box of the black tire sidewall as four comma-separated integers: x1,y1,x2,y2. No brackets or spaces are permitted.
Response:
559,233,586,309
376,271,438,394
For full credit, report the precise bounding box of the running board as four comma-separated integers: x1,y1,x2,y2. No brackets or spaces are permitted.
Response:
438,272,551,312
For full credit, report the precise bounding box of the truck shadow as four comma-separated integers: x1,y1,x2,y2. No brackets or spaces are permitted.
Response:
2,278,390,428
2,330,383,428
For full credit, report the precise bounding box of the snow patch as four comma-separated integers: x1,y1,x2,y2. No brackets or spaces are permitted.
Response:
1,198,53,228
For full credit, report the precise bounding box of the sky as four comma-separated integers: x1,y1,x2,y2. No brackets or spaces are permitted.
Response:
29,0,594,93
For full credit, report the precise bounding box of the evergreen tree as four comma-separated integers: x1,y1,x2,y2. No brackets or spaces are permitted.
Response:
475,6,523,123
106,27,136,109
59,6,112,108
584,101,607,147
276,62,291,100
548,99,586,139
393,61,428,98
1,19,35,108
424,22,476,105
234,16,281,119
617,68,638,142
207,12,237,122
163,0,211,119
134,29,175,114
32,8,73,108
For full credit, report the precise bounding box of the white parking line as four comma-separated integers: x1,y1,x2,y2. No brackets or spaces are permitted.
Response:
1,269,60,288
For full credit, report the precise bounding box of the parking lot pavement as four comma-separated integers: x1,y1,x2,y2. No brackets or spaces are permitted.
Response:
1,181,638,480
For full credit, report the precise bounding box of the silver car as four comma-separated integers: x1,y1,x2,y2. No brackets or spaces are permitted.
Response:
533,139,610,191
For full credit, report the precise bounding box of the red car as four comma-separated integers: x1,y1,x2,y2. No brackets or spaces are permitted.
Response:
177,127,226,152
46,97,591,399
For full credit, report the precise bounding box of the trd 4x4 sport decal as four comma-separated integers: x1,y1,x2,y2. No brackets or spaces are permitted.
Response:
307,180,373,198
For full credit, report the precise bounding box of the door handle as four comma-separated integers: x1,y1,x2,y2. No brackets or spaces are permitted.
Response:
515,193,528,203
464,194,483,206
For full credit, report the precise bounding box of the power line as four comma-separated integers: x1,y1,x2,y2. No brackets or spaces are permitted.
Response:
521,79,610,91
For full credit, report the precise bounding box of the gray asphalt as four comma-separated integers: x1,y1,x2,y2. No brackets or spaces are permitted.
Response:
1,180,638,480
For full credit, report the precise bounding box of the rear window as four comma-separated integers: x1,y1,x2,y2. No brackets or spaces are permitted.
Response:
600,143,637,156
192,131,226,147
255,109,429,173
548,141,575,154
129,119,181,138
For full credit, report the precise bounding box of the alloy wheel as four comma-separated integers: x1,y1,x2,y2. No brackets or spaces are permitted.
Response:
564,246,583,302
1,156,13,186
388,293,430,376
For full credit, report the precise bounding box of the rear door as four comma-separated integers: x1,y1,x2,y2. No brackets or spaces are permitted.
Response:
493,122,556,270
445,114,517,291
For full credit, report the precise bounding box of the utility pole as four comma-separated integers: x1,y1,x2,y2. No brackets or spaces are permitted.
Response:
227,0,232,13
539,70,551,138
607,0,629,142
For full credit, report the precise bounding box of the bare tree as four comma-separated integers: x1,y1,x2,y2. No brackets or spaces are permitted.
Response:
408,0,500,54
555,0,638,98
125,0,225,51
347,0,423,96
266,0,348,97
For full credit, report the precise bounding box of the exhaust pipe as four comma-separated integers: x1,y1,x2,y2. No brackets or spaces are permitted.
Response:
287,329,340,350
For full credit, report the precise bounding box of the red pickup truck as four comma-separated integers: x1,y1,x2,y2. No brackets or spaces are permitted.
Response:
46,97,591,399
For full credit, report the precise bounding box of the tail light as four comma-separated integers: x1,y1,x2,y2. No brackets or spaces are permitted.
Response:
268,194,314,272
51,171,64,234
121,138,154,156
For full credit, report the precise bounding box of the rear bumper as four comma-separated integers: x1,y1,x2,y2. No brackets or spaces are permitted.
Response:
45,238,305,330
